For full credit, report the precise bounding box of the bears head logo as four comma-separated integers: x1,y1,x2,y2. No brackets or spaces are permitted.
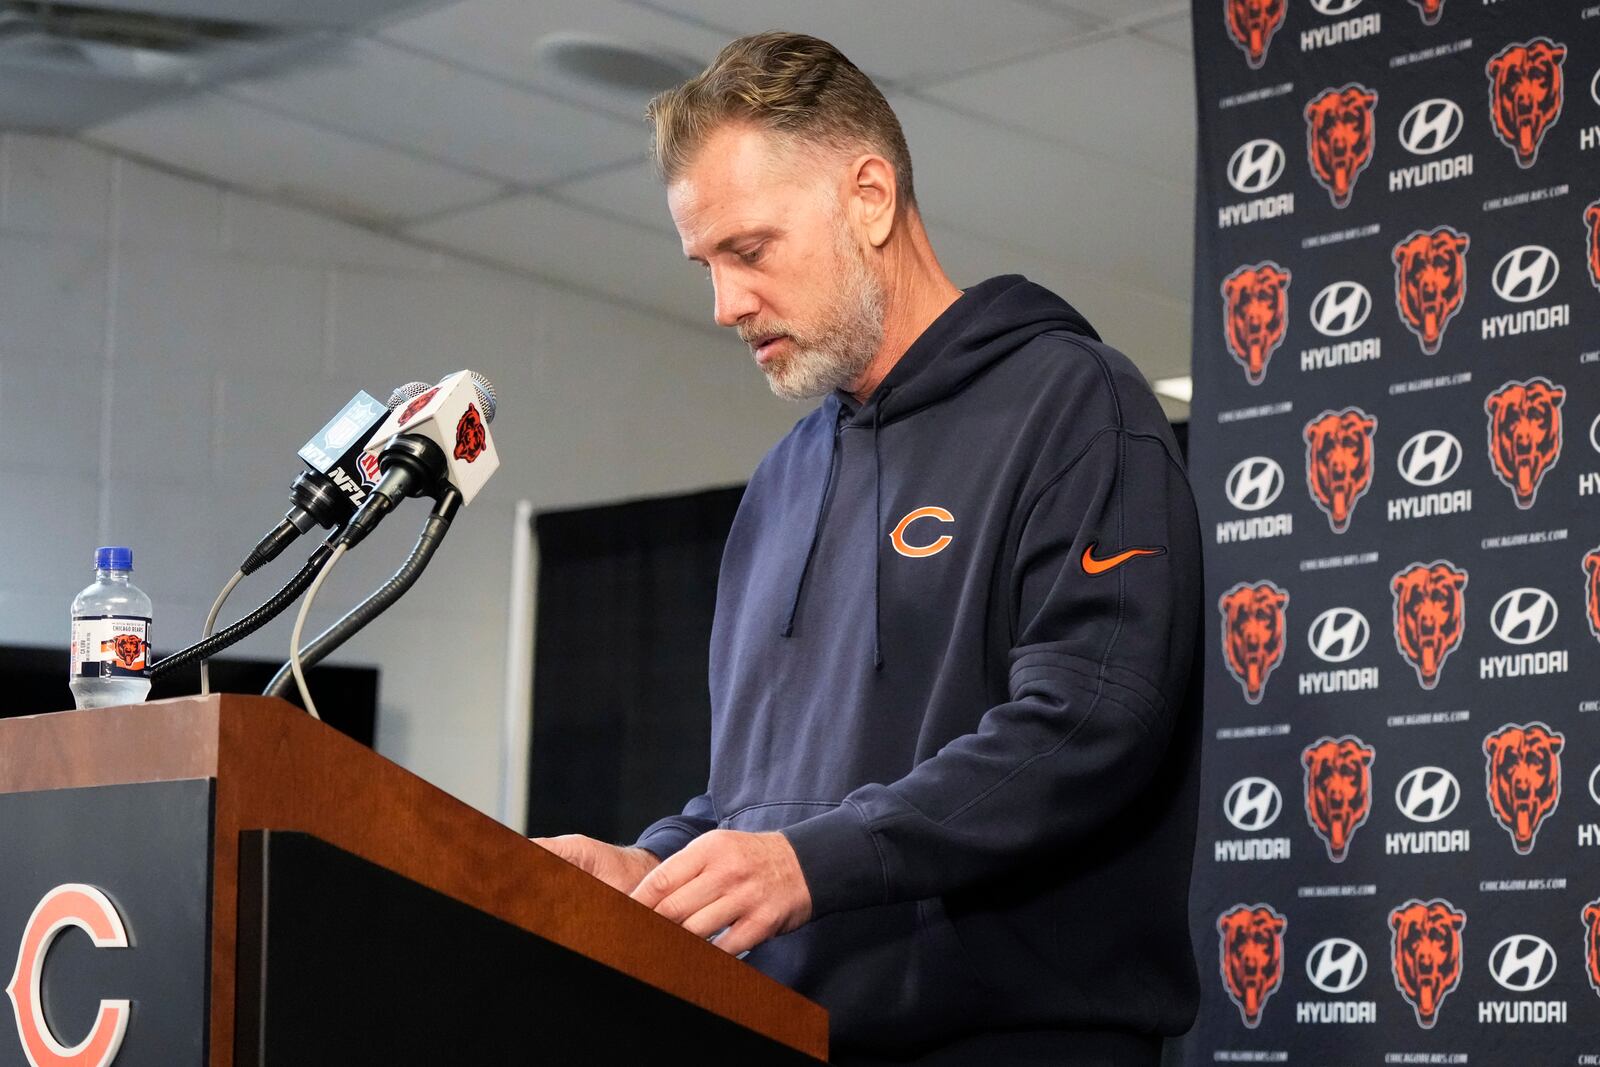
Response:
1304,408,1377,533
1584,549,1600,644
1389,899,1466,1028
1484,378,1564,509
1391,561,1467,690
1408,0,1444,25
1221,262,1290,386
1584,200,1600,293
454,402,487,463
103,634,146,670
1483,722,1564,855
1584,898,1600,997
398,387,439,427
1305,85,1378,209
1217,904,1286,1028
1224,0,1286,70
1392,227,1469,355
1486,39,1567,169
1302,736,1374,862
1219,581,1288,705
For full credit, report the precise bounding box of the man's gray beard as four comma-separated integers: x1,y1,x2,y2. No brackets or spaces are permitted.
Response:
764,228,886,402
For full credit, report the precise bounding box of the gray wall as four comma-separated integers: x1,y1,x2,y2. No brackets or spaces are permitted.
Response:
0,132,797,816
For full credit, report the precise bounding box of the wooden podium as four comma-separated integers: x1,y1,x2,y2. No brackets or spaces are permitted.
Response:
0,695,827,1065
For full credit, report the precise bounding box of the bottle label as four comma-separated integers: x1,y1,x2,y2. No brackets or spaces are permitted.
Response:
71,616,152,678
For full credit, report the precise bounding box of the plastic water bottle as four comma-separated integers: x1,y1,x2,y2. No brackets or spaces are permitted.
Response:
69,546,153,710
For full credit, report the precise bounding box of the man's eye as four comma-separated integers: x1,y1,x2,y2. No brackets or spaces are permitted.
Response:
738,246,764,265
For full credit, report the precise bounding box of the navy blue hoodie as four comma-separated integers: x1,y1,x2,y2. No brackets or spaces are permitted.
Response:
638,275,1203,1060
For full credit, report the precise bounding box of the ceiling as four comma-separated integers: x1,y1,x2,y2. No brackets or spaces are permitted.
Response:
65,0,1197,386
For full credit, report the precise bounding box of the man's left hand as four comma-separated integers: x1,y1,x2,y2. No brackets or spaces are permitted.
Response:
629,829,812,956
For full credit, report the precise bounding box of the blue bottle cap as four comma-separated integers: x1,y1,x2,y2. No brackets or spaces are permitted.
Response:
95,546,133,570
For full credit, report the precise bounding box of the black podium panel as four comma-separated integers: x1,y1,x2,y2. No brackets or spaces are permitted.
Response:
235,831,821,1065
0,779,213,1067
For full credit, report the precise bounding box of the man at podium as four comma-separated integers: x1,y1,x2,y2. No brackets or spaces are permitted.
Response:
538,31,1203,1067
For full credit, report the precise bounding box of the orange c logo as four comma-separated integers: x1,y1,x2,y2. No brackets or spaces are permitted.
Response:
5,884,131,1067
890,507,954,558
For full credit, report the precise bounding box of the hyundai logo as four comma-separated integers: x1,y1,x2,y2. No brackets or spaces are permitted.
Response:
1492,245,1560,304
1490,588,1558,646
1223,777,1283,832
1225,457,1285,512
1398,99,1464,156
1488,935,1556,993
1395,766,1460,823
1590,763,1600,806
1590,412,1599,455
1307,607,1369,663
1397,430,1462,488
1309,0,1363,14
1306,938,1367,994
1592,67,1600,108
1309,281,1372,338
1227,138,1286,195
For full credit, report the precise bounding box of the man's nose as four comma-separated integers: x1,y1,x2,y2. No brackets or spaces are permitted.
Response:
711,268,760,328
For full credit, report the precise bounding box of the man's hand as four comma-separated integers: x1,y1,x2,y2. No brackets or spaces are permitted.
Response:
629,829,812,956
533,834,661,894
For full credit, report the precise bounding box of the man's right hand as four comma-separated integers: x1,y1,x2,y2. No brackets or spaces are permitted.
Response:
532,834,661,894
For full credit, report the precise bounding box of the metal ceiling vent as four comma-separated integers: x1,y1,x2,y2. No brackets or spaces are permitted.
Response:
0,1,286,82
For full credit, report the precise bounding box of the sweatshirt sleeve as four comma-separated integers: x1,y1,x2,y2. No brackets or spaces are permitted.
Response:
634,792,718,861
781,427,1201,917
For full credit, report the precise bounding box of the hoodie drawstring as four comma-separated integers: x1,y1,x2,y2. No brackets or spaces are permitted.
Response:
779,391,890,672
871,390,889,670
781,409,845,639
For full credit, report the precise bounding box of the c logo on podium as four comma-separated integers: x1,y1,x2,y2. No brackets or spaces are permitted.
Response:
5,884,130,1067
890,507,955,558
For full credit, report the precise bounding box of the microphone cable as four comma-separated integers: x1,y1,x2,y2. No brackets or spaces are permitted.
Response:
147,541,335,681
264,488,462,703
288,542,349,721
198,569,246,696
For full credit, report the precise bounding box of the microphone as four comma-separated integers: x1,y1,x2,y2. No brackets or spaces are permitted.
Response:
239,389,404,575
337,370,500,549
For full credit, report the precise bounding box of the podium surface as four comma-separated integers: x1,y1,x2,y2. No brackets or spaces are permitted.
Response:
0,696,828,1064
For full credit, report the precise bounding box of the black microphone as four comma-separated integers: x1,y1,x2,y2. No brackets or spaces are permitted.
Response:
239,389,408,575
337,370,501,550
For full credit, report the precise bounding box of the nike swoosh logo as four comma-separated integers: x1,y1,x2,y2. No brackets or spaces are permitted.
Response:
1081,543,1166,575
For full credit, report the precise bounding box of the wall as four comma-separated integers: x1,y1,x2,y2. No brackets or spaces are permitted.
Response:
0,132,798,818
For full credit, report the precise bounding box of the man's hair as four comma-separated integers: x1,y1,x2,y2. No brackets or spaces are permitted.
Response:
647,31,916,209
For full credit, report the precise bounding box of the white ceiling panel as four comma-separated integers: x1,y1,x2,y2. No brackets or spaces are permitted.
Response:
92,0,443,30
1134,11,1194,53
635,0,1096,87
410,193,713,326
918,35,1194,180
890,95,1191,298
86,93,501,225
224,38,644,186
380,0,731,120
1037,0,1188,29
548,158,674,236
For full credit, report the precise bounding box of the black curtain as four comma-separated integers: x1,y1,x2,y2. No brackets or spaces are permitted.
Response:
526,486,743,843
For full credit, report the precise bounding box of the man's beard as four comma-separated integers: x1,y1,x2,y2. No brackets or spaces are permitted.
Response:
743,218,886,402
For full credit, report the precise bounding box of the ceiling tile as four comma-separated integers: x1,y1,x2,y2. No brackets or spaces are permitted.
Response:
379,0,731,121
890,95,1191,298
410,193,713,326
1133,11,1193,53
226,38,643,186
635,0,1095,87
1035,0,1188,29
918,35,1194,179
86,93,501,225
547,157,674,236
92,0,440,30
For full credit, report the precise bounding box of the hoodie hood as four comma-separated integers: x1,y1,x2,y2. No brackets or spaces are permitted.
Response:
834,274,1102,424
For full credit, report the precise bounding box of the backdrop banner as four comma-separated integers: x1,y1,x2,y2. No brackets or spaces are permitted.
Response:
1184,1,1600,1063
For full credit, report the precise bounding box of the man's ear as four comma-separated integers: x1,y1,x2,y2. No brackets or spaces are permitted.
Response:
849,153,899,248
